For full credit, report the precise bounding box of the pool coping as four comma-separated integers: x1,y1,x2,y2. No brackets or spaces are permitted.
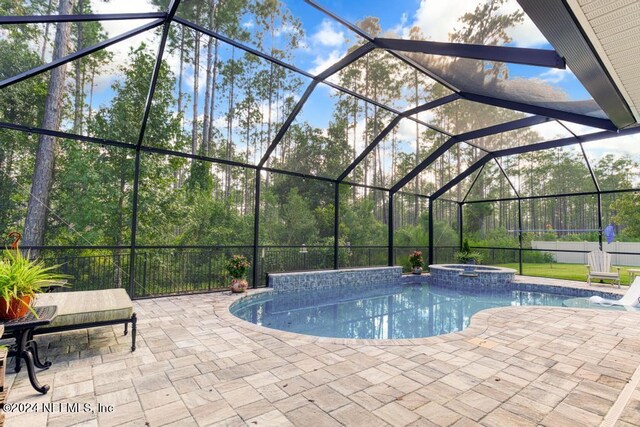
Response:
215,274,633,347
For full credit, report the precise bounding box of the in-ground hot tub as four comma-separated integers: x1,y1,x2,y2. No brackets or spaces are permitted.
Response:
429,264,516,290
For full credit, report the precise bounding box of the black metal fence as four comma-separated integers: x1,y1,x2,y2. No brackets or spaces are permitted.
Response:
36,245,429,298
32,243,640,299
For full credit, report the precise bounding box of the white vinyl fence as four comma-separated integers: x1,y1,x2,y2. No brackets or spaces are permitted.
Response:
531,241,640,266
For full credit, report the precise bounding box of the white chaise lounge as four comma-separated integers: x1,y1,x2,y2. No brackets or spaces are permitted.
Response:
587,250,621,288
589,277,640,307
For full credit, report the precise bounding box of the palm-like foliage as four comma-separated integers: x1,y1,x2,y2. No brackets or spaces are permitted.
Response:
0,248,70,316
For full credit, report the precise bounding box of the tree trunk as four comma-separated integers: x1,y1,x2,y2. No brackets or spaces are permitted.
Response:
40,0,55,61
177,26,185,122
202,1,216,151
364,56,370,196
113,174,126,288
192,31,201,155
207,38,219,157
352,98,357,201
267,13,276,163
73,0,84,134
225,48,236,197
413,69,420,224
23,0,75,256
88,64,96,123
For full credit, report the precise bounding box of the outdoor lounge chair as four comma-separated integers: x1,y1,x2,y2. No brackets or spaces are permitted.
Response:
32,289,136,351
589,277,640,307
587,250,621,288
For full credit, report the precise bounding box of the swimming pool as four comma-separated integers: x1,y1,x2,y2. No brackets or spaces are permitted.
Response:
230,282,613,339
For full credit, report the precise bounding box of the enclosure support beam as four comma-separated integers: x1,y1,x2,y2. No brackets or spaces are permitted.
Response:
461,187,640,204
459,92,617,131
136,0,181,149
580,140,603,250
428,199,434,266
175,16,313,79
338,117,401,182
392,138,457,193
458,203,464,252
124,1,181,297
597,193,603,251
337,94,459,183
392,115,550,194
388,193,394,267
374,38,565,69
0,13,167,24
128,151,142,297
314,43,375,80
253,171,261,288
431,126,640,201
0,19,164,90
303,0,460,93
462,164,485,203
334,183,340,270
579,142,601,193
495,158,520,198
518,199,523,275
258,81,318,168
432,157,492,200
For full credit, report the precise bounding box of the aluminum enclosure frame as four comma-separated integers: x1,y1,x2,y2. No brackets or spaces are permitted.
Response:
2,0,637,290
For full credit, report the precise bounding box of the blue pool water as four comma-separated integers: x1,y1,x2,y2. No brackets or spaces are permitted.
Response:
230,283,615,339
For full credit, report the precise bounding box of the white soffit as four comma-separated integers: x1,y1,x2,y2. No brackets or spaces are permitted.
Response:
566,0,640,123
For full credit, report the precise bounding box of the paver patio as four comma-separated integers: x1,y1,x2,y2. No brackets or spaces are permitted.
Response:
4,277,640,427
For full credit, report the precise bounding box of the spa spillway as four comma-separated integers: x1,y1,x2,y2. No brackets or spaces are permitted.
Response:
429,264,516,289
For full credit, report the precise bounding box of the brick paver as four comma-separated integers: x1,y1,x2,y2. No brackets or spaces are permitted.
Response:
4,277,640,426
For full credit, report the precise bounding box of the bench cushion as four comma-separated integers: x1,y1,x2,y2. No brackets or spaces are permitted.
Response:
34,289,133,329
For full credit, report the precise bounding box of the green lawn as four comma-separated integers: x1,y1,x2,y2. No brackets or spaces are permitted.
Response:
495,262,637,285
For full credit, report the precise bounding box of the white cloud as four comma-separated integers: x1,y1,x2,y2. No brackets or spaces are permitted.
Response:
582,132,640,157
88,30,160,105
524,121,573,141
274,23,297,38
506,19,548,48
90,0,157,14
388,12,409,38
498,1,548,47
539,68,569,85
559,121,601,136
311,20,345,47
308,49,345,76
407,0,548,47
72,0,161,108
415,109,436,126
410,0,475,42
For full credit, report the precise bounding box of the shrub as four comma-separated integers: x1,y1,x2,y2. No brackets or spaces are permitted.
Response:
408,251,424,269
226,255,251,279
455,238,483,264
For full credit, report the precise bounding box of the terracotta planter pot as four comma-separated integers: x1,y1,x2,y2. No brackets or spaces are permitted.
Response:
230,278,248,293
0,295,32,320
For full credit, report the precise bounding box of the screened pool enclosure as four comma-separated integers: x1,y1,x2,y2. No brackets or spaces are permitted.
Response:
2,0,639,297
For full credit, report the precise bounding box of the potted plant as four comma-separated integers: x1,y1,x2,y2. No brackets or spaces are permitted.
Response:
226,255,251,293
0,247,69,320
454,239,483,266
409,251,424,275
